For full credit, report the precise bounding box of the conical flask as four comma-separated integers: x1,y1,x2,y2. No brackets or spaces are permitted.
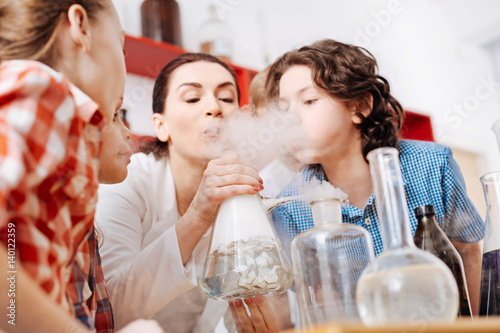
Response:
356,147,459,326
479,171,500,316
291,197,375,329
199,194,293,300
413,205,472,318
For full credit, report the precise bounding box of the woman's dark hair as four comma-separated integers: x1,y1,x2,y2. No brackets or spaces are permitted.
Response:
142,53,241,158
266,39,404,160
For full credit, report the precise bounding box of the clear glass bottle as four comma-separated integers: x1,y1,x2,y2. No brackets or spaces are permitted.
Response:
291,197,374,328
198,5,233,62
356,147,459,326
492,119,500,156
413,205,472,318
141,0,182,46
199,194,293,301
479,171,500,316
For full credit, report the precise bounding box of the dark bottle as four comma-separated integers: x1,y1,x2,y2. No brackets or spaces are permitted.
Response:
479,171,500,316
413,205,472,318
141,0,182,46
479,249,500,316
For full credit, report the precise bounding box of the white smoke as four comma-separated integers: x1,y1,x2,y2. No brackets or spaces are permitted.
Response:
293,176,349,204
209,105,304,170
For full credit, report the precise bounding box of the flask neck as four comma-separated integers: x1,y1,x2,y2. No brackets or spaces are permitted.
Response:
482,172,500,208
492,118,500,156
208,4,221,21
368,147,414,250
416,216,430,228
415,215,440,237
416,212,439,228
481,171,500,253
310,198,342,227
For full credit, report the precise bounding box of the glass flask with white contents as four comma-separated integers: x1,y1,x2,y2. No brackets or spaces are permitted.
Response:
356,147,459,326
199,194,293,301
291,197,374,329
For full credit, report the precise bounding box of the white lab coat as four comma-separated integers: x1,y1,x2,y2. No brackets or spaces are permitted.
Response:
96,153,229,332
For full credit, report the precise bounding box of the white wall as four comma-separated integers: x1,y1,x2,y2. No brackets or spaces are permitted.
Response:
113,0,500,175
121,73,156,136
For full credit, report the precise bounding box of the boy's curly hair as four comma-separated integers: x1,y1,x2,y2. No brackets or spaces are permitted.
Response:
266,39,404,159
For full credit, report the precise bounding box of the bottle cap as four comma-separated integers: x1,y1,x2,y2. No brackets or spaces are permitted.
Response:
414,205,436,218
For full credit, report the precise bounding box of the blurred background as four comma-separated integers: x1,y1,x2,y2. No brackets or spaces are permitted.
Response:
112,0,500,216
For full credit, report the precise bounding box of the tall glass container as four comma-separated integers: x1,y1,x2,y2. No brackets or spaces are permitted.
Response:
356,147,459,326
291,198,374,329
198,5,233,62
492,119,500,156
413,205,472,318
199,194,293,301
479,171,500,316
141,0,182,46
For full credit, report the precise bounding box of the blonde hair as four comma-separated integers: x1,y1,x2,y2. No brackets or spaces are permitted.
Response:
0,0,106,65
249,65,271,110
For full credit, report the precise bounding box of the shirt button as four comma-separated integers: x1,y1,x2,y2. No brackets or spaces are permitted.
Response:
365,217,371,225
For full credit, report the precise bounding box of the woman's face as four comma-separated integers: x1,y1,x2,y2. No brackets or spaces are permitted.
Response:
98,108,132,184
278,65,361,165
158,61,239,162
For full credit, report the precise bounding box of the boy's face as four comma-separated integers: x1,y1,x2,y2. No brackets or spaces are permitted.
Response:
98,109,132,184
277,65,362,165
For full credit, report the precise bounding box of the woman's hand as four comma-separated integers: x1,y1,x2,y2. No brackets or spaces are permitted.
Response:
190,152,263,226
176,152,263,264
229,297,280,333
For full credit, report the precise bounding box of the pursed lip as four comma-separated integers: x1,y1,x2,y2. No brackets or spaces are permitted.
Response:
203,125,221,139
119,150,133,162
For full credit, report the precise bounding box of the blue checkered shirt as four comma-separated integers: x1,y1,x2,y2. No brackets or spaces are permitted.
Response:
272,140,485,257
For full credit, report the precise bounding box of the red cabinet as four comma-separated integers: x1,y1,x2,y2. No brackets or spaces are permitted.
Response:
399,111,434,142
124,34,257,105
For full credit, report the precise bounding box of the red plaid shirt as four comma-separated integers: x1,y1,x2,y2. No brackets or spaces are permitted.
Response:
0,60,113,331
70,227,114,332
